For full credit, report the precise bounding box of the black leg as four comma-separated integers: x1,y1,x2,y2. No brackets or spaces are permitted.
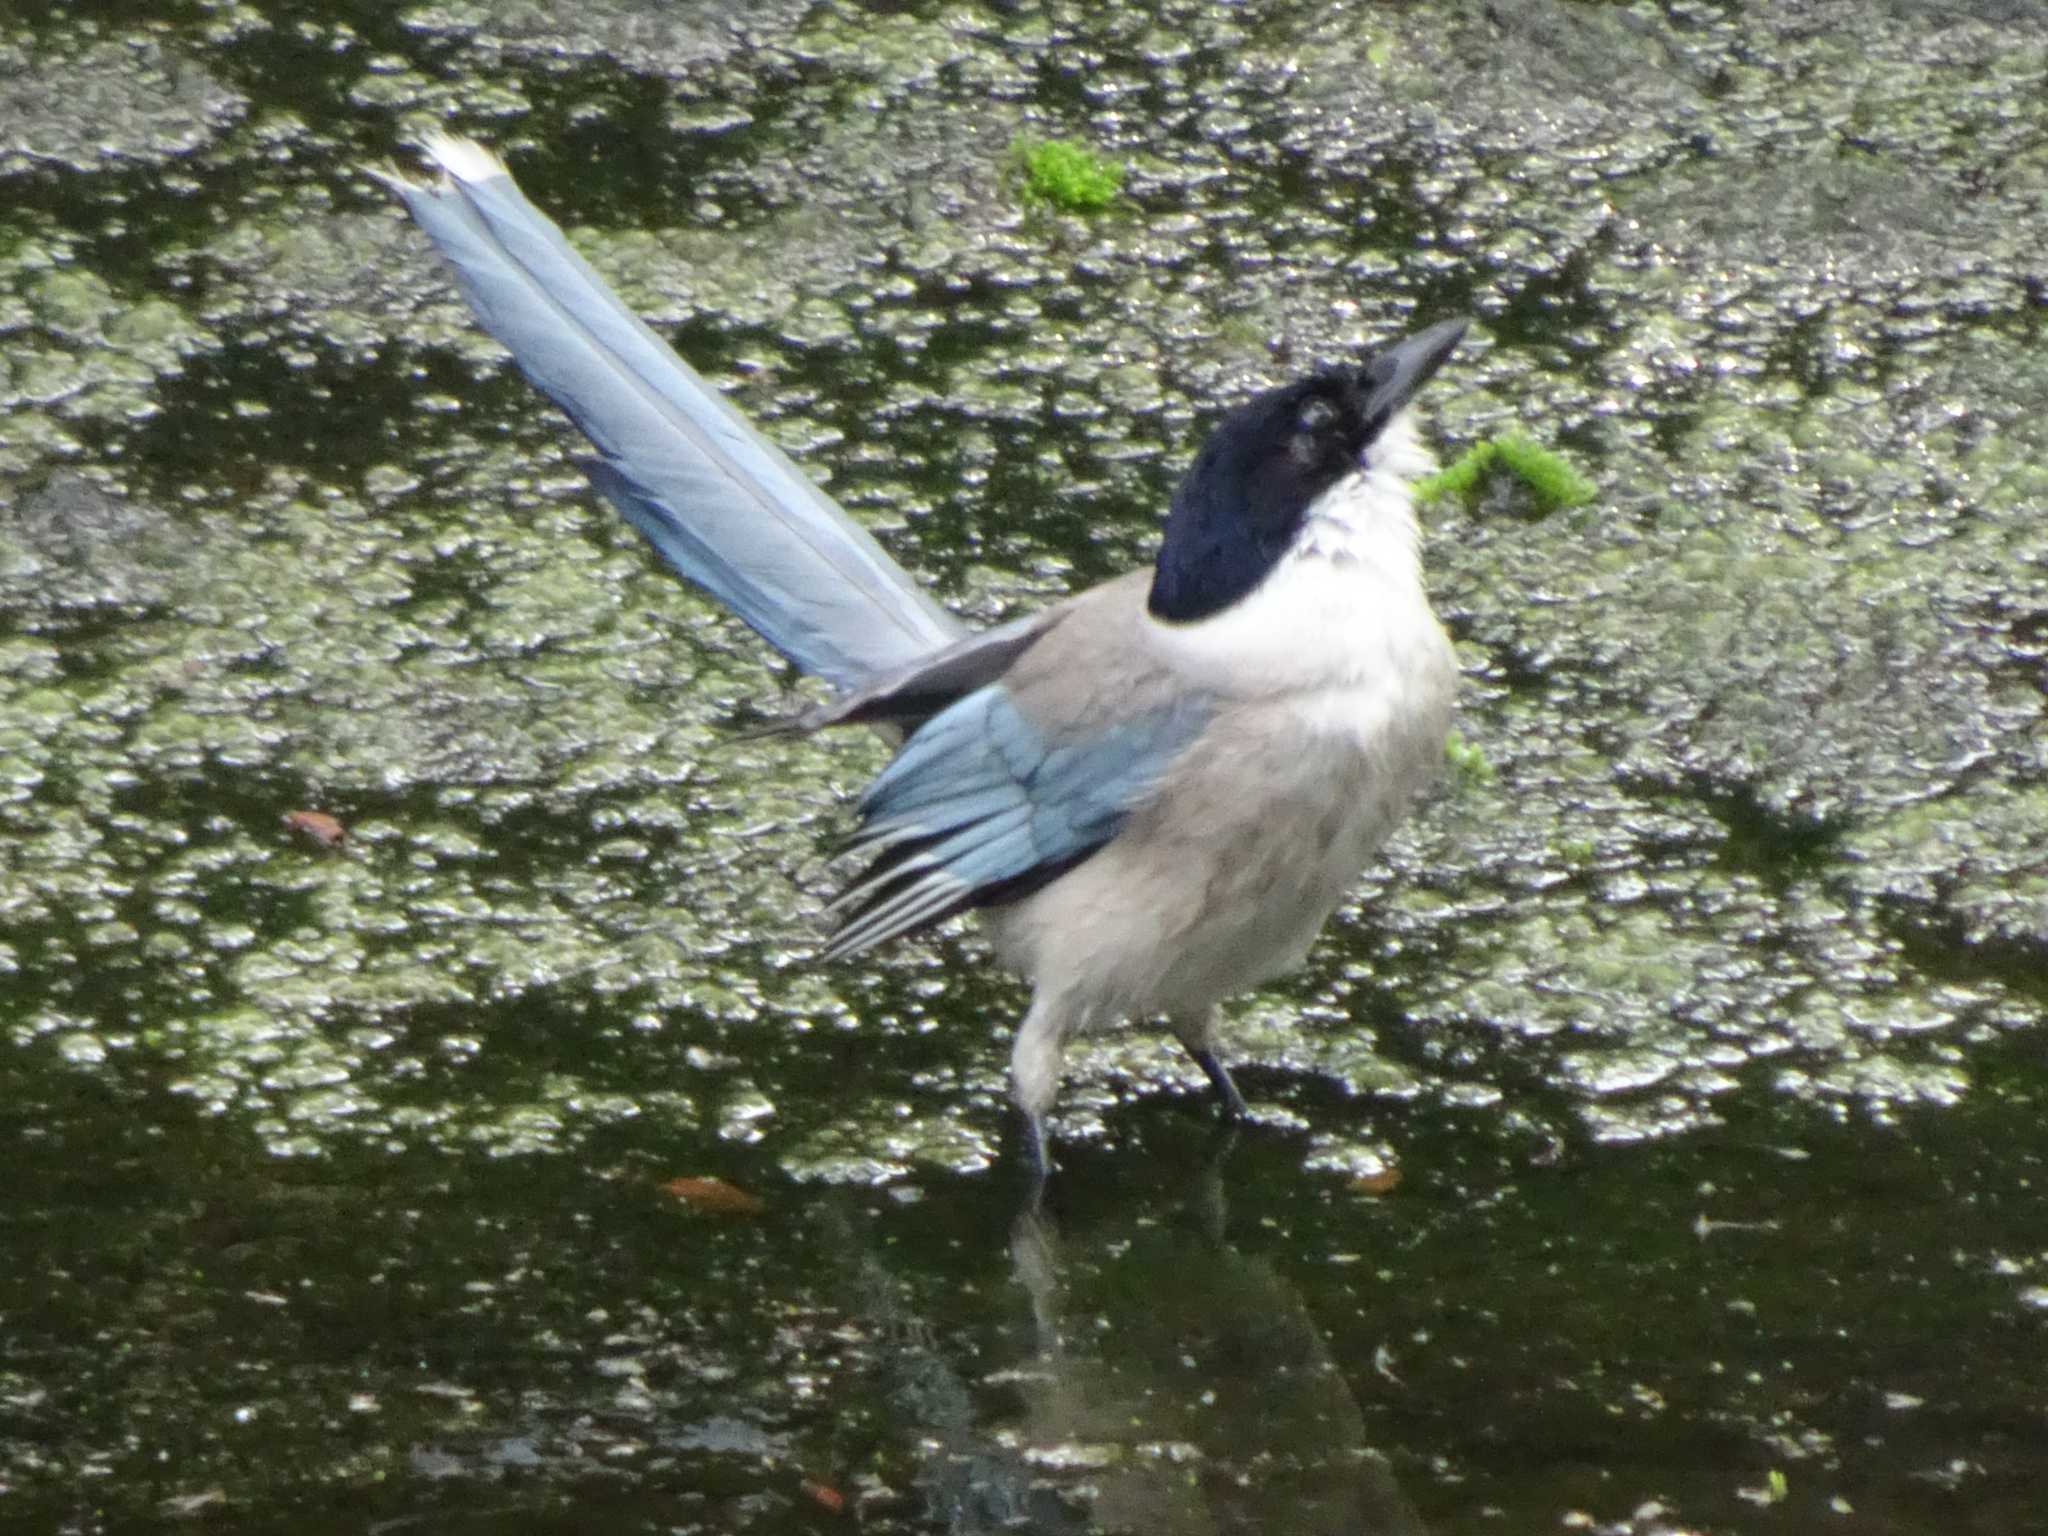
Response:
1019,1106,1055,1188
1188,1046,1250,1121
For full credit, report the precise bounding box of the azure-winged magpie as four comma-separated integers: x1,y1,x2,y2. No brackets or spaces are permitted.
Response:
380,135,1465,1174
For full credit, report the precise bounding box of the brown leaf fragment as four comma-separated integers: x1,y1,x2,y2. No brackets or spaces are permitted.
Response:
799,1477,845,1514
283,810,347,847
661,1176,765,1216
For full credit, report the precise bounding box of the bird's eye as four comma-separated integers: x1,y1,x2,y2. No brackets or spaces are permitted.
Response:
1296,397,1337,436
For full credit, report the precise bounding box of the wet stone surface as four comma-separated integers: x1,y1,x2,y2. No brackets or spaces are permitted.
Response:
1,1,2045,1532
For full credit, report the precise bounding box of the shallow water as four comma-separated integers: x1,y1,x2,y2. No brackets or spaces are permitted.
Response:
3,1,2045,1530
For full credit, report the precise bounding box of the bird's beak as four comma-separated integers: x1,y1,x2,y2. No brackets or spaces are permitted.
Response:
1361,317,1469,423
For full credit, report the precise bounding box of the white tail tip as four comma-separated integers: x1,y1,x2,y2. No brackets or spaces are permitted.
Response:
417,130,507,185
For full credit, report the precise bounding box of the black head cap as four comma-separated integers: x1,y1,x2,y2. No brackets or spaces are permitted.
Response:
1147,318,1466,624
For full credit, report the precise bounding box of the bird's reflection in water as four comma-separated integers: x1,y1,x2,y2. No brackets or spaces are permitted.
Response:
841,1139,1427,1535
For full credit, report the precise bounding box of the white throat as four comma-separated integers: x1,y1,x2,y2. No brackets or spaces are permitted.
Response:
1290,406,1433,577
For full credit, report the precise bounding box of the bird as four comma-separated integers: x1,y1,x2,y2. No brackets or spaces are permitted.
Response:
379,134,1465,1176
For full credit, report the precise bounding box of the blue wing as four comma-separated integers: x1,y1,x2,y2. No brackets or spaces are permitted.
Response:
820,684,1212,958
381,134,964,691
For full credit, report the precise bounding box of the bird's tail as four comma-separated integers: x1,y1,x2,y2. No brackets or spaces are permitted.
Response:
378,133,965,691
